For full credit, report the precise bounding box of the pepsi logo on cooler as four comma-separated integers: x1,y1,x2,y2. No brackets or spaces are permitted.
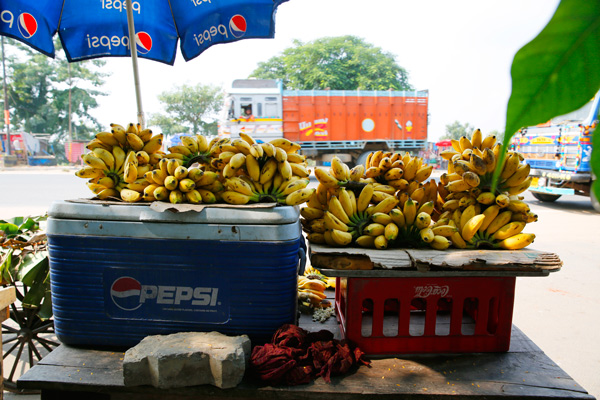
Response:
110,277,143,311
135,31,152,54
18,13,37,39
229,15,247,39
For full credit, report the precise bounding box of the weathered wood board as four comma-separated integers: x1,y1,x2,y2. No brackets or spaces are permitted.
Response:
309,244,562,277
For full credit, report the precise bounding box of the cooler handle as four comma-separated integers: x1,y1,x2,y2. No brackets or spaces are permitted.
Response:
297,247,307,275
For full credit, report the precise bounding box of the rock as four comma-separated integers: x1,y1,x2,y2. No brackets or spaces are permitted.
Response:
123,331,251,389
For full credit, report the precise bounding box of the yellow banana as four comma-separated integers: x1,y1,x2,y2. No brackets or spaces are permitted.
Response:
414,164,433,182
143,134,164,154
126,132,145,151
384,222,399,240
371,212,392,225
290,163,310,178
497,233,535,250
503,163,531,187
371,195,399,215
75,167,104,179
471,128,482,149
459,135,472,152
476,192,496,205
389,208,406,228
446,179,471,193
330,229,353,246
221,191,253,205
349,164,365,181
506,177,532,196
96,188,120,200
96,131,120,147
82,153,108,170
500,152,520,180
239,132,257,146
364,223,385,237
355,235,375,248
306,232,326,244
462,171,480,188
374,235,388,250
491,221,526,241
430,235,450,250
330,156,349,181
181,136,200,154
495,193,510,208
402,157,419,181
420,227,435,243
120,188,142,202
459,204,477,231
414,212,432,230
270,138,301,153
338,188,355,218
461,214,486,242
403,197,417,225
323,211,349,232
507,199,530,213
432,225,458,237
357,184,374,213
478,204,501,233
286,188,315,206
470,154,487,175
481,134,496,150
184,189,203,204
197,189,217,204
301,207,325,220
485,210,513,236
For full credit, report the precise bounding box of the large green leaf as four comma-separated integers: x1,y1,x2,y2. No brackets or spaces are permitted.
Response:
17,251,49,286
494,0,600,190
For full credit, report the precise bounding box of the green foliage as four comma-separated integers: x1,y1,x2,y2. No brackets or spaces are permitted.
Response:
251,36,413,90
496,0,600,194
1,38,108,140
0,215,50,317
441,121,475,141
149,83,223,136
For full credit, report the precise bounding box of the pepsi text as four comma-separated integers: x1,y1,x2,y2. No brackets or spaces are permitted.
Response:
101,0,141,14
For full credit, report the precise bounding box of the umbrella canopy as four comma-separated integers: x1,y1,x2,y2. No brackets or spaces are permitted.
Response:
435,139,453,147
0,0,288,125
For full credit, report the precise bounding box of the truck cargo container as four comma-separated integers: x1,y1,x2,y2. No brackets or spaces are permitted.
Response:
218,79,429,165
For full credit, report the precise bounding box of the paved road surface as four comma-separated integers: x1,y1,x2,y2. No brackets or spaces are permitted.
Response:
1,166,598,399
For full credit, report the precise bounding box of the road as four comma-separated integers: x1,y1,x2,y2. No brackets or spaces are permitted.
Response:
0,166,598,399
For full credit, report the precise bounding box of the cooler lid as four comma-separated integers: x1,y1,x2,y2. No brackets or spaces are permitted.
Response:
47,200,300,225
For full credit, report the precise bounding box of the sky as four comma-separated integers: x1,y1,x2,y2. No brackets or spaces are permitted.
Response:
89,0,561,143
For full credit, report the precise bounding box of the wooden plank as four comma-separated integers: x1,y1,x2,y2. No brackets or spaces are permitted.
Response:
18,323,595,399
0,286,16,310
309,244,562,275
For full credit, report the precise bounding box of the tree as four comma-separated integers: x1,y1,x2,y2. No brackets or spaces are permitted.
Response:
2,38,108,141
441,121,475,141
250,36,413,90
148,84,223,136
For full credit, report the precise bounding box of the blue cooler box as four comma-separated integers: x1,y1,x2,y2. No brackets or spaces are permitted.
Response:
47,201,305,348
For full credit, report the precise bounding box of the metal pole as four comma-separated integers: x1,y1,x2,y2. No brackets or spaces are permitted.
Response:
125,0,145,129
1,37,11,156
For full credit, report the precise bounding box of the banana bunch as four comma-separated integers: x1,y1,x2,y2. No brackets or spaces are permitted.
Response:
222,175,315,206
217,133,314,206
297,275,329,310
165,134,220,168
439,129,532,199
76,123,164,201
436,197,537,250
303,266,335,289
125,158,223,204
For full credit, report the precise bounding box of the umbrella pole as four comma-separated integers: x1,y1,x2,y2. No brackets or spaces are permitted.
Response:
125,0,145,129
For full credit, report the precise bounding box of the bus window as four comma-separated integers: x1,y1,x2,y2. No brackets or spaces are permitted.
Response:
257,103,263,117
265,96,279,117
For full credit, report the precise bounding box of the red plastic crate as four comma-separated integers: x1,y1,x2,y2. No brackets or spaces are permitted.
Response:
335,276,516,355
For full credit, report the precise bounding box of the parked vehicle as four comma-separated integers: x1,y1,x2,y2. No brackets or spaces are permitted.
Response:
513,91,600,211
218,79,429,165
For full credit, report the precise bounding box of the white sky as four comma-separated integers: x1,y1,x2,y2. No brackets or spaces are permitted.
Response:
90,0,561,142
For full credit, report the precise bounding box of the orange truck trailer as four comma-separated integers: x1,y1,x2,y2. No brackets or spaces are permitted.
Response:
218,79,429,165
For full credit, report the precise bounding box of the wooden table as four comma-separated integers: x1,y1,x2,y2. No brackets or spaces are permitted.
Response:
17,312,595,399
17,247,594,399
0,286,17,400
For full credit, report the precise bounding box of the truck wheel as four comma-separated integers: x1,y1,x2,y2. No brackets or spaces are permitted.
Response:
531,192,561,202
591,189,600,213
355,152,371,168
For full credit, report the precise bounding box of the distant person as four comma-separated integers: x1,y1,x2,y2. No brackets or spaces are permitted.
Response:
239,107,255,122
12,139,24,159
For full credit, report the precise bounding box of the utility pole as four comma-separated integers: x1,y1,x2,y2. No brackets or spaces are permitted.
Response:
1,37,11,156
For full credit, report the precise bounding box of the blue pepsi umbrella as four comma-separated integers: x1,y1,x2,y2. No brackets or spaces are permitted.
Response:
0,0,288,125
